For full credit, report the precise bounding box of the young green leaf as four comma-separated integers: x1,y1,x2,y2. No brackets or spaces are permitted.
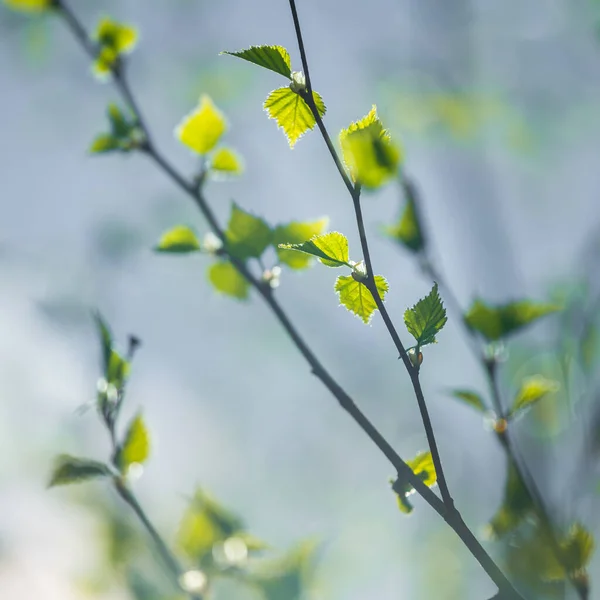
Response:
48,455,111,487
94,311,113,375
107,103,131,138
339,105,401,189
176,95,228,155
392,451,437,514
464,299,560,341
89,134,122,154
264,87,326,148
208,261,250,300
509,376,559,419
448,389,487,412
335,274,388,324
209,147,244,176
404,283,447,347
177,489,244,562
106,348,130,388
272,218,329,269
384,189,425,253
3,0,53,12
221,45,292,79
117,412,150,474
92,17,138,79
225,203,272,260
278,231,349,267
154,225,201,253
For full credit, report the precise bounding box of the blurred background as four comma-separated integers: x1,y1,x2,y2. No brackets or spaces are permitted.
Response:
1,0,600,599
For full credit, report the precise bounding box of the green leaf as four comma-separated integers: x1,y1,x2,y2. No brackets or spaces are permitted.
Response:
155,225,201,253
90,134,121,154
48,455,111,487
264,86,326,148
278,231,349,268
339,105,401,189
392,451,437,514
448,389,486,412
335,274,388,325
177,489,244,563
404,283,447,347
556,523,594,579
272,218,329,270
209,147,244,176
208,261,249,300
509,376,559,419
94,311,113,375
106,348,130,388
464,299,560,342
92,18,138,79
3,0,54,13
176,95,228,155
384,188,425,253
488,461,534,538
117,413,150,474
107,103,131,138
221,45,292,79
225,203,272,260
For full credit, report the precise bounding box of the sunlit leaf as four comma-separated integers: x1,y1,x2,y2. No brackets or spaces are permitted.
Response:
117,413,150,474
448,389,486,412
278,231,349,268
89,134,121,154
509,376,559,419
92,17,138,78
339,105,401,189
392,451,437,514
488,461,534,538
225,203,272,260
177,489,244,563
176,95,228,155
272,218,329,269
3,0,52,13
335,274,388,325
107,103,131,138
464,299,560,342
384,185,425,252
48,455,111,487
264,86,326,148
208,261,249,300
106,348,130,388
94,311,113,375
209,147,243,176
154,226,201,254
404,283,447,347
221,45,292,79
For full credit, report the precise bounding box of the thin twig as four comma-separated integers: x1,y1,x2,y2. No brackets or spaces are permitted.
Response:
53,3,524,598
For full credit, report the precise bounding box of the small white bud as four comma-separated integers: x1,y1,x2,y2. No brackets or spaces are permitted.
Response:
289,71,306,93
179,570,208,595
202,231,223,254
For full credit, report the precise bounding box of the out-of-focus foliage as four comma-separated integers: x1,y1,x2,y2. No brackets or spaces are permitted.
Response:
48,455,111,487
3,0,51,14
383,182,425,253
93,17,138,79
155,225,202,253
391,451,437,514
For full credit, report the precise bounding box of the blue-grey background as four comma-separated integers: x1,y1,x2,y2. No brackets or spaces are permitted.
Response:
1,1,600,599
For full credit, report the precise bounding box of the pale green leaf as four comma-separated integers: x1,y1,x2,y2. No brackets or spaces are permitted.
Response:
48,455,111,487
384,186,425,253
225,203,272,259
339,105,401,189
118,413,150,474
272,218,329,269
392,451,437,514
264,86,326,148
335,274,388,324
154,226,201,253
448,389,486,412
510,376,559,419
176,95,228,155
210,147,243,175
90,134,121,154
278,231,349,268
464,299,561,342
404,283,447,347
221,45,292,79
208,261,249,300
3,0,53,13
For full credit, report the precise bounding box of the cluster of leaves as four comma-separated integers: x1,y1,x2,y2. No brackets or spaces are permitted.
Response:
90,103,144,154
93,17,137,79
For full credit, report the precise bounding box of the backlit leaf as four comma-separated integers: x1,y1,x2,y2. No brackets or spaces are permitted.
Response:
94,311,113,375
225,203,272,260
448,389,486,412
176,95,227,155
272,218,329,269
335,274,388,324
278,231,349,267
509,376,559,419
155,225,201,253
392,451,437,514
264,86,326,148
464,299,560,342
92,18,138,78
89,134,121,154
3,0,52,12
221,45,292,79
48,455,111,487
404,283,447,347
208,261,249,300
117,413,150,474
209,147,243,176
384,184,425,252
